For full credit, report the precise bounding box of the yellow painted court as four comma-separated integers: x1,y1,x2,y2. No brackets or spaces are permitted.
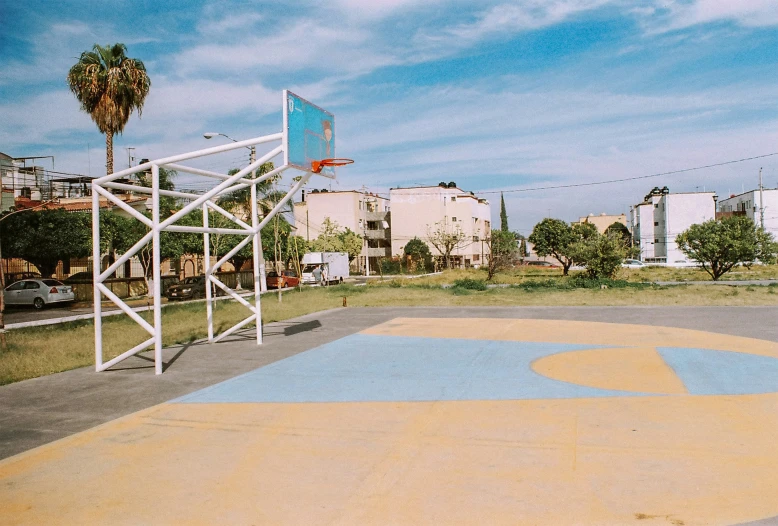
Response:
2,318,778,525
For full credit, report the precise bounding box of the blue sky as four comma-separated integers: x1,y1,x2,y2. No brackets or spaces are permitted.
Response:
1,0,777,233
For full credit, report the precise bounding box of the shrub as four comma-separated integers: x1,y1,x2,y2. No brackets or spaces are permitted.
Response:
452,278,488,291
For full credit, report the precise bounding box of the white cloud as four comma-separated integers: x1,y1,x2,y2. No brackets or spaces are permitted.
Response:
197,12,264,35
174,21,399,77
636,0,778,33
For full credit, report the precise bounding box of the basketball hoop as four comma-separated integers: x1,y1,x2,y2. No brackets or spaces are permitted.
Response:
311,158,354,174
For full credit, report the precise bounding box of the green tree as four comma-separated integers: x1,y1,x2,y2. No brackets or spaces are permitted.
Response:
310,218,344,252
284,235,308,270
108,168,199,292
569,231,626,279
485,229,518,280
403,237,432,272
500,192,509,232
519,238,528,258
676,216,778,281
337,228,363,263
67,43,151,175
0,209,91,278
528,219,597,275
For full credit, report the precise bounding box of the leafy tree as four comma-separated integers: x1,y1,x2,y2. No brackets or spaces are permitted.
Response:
284,235,308,271
403,237,432,272
308,219,363,262
569,232,626,279
426,220,468,269
528,219,597,275
485,230,517,280
519,238,528,258
310,218,344,252
0,209,91,277
108,168,199,291
676,216,778,281
67,43,151,175
338,228,363,262
500,192,509,232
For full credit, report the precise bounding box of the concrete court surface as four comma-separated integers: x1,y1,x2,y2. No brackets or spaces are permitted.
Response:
2,307,778,525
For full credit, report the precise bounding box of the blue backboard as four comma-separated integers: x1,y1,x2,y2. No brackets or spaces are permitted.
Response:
283,90,336,178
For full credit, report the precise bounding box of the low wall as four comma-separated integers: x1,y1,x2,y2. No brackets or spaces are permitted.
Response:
70,276,180,302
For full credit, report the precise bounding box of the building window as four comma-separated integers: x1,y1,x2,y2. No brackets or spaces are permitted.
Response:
473,235,479,242
452,217,457,222
359,201,363,210
367,221,380,230
654,221,659,226
451,196,456,202
654,204,658,208
485,221,490,230
473,254,480,261
654,238,659,243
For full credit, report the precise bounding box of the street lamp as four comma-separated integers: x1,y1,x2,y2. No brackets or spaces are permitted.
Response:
203,132,256,169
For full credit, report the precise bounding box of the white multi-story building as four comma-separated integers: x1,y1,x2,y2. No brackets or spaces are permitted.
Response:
390,183,491,268
717,188,778,241
293,189,391,272
630,187,716,265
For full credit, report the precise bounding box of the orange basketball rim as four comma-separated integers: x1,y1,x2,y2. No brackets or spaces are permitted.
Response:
311,158,354,173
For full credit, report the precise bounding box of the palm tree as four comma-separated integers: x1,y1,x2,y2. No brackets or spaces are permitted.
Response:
67,43,151,175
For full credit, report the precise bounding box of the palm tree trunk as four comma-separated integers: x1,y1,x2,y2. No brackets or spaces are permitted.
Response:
105,132,114,175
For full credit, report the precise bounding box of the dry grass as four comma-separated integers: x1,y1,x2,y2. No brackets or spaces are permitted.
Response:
2,278,778,385
618,263,778,282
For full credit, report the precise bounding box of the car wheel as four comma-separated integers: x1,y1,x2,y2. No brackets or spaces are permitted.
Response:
33,297,45,310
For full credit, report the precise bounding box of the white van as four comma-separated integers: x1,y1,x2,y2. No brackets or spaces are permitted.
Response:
301,252,350,285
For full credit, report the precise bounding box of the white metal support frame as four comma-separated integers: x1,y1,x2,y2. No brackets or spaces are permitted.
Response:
92,126,315,374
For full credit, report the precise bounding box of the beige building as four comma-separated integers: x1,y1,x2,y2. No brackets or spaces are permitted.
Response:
293,189,391,272
574,212,627,234
389,183,491,268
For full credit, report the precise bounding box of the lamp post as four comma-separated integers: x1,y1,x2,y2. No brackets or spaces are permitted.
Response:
203,132,256,174
203,132,261,291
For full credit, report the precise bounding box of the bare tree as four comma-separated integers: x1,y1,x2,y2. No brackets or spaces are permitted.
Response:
426,220,468,269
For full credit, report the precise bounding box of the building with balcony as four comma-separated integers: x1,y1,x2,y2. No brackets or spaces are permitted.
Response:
389,182,491,268
717,188,778,242
630,186,716,265
293,189,391,272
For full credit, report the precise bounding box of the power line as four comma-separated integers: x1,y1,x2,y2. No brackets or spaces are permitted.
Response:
374,152,778,197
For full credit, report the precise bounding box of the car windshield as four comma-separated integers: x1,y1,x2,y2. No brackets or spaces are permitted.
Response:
182,278,198,284
267,272,279,277
43,280,64,286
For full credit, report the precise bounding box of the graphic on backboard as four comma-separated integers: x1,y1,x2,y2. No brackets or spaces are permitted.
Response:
283,90,336,178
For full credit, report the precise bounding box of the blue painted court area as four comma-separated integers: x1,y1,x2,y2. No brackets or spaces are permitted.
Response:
176,334,642,403
174,334,778,404
658,347,778,395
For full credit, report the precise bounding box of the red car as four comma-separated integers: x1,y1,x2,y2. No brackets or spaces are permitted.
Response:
266,270,300,289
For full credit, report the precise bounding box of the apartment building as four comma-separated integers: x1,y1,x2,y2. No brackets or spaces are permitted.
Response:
574,212,627,234
390,182,491,268
293,189,391,272
630,186,716,264
717,188,778,241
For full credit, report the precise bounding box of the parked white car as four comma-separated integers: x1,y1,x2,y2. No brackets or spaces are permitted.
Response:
621,259,645,269
3,279,75,309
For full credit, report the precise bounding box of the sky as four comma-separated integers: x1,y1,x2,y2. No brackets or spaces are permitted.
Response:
1,0,778,234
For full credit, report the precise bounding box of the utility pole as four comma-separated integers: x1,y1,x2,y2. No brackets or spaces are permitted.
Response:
361,185,370,277
127,147,135,169
759,167,764,229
